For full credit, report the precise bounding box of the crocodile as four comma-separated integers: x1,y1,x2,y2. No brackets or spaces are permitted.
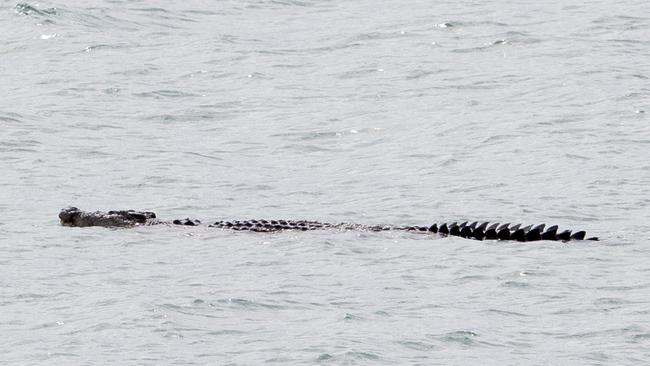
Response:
58,207,599,242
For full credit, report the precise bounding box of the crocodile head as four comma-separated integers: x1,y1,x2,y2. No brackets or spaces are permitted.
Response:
59,207,157,227
59,206,82,226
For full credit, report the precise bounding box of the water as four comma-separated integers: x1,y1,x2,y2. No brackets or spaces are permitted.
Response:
1,0,649,364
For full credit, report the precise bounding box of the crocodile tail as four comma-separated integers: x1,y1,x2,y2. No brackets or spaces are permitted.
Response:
434,222,595,242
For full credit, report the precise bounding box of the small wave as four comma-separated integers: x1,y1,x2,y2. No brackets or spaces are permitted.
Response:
565,153,591,160
501,281,531,288
557,326,644,340
435,330,480,346
450,20,510,28
142,114,178,123
127,6,199,26
315,351,380,363
15,292,47,301
1,139,41,148
596,284,650,291
269,0,313,7
435,22,454,28
79,44,117,53
0,112,23,123
593,297,628,306
405,69,437,80
454,274,490,284
591,15,649,31
343,312,364,321
483,308,529,317
349,30,414,43
245,0,329,9
131,7,170,14
14,3,57,16
133,90,200,99
271,130,339,142
184,151,224,161
316,353,333,361
336,67,385,79
206,329,246,336
452,39,510,53
213,297,287,310
632,333,650,342
396,340,438,351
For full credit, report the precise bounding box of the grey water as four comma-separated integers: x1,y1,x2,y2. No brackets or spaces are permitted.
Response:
1,0,649,364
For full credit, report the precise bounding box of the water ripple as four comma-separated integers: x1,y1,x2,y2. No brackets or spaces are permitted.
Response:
2,0,649,364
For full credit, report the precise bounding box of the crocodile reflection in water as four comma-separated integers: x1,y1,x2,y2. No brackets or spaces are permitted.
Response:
58,207,599,242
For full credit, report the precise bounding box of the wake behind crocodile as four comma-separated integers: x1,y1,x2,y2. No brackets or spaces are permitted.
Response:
59,207,598,242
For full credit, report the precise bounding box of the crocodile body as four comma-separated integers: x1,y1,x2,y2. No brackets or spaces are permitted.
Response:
59,207,599,242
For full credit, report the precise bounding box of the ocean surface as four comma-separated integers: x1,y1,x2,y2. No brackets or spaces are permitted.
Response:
1,0,649,364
